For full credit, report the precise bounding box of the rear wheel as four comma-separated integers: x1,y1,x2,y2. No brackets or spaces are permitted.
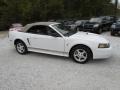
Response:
70,45,92,64
15,40,28,54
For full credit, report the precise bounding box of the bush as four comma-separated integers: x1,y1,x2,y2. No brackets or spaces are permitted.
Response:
0,0,116,30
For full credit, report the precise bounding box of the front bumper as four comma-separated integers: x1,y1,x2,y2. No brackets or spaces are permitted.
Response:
93,47,112,59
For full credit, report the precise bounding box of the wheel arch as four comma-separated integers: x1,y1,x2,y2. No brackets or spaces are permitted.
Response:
69,44,93,58
14,39,28,54
14,39,26,45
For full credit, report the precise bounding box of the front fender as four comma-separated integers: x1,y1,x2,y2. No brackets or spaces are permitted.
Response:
65,39,98,53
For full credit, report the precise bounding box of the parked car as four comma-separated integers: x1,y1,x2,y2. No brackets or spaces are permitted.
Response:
75,20,89,31
9,22,112,64
100,16,115,23
111,19,120,36
82,17,113,34
63,20,76,30
55,20,73,30
59,20,88,31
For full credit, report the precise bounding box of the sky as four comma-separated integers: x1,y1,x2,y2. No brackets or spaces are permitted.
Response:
117,0,120,9
112,0,120,4
112,0,120,9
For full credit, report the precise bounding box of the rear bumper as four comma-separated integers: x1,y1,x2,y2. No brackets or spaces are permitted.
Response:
93,47,112,59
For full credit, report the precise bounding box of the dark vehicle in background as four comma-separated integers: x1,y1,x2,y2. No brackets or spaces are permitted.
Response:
111,19,120,36
101,16,115,23
64,20,76,30
56,20,89,31
56,20,76,30
75,20,89,31
81,16,114,34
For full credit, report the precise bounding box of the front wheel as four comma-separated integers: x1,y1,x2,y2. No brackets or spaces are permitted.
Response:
15,41,28,54
70,46,92,64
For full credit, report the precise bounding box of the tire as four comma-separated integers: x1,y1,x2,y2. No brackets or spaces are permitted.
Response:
15,40,28,54
70,45,92,64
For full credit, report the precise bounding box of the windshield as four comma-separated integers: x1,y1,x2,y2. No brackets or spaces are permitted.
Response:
89,18,102,23
52,24,77,36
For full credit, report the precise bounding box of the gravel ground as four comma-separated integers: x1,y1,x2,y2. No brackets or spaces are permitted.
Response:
0,32,120,90
0,31,8,38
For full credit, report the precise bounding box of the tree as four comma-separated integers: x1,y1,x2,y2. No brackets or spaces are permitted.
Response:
0,0,117,30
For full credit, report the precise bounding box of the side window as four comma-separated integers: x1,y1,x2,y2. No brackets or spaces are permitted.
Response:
27,25,48,35
27,26,40,34
47,27,61,37
27,25,61,37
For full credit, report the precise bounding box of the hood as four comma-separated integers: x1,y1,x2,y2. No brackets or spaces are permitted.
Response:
70,32,109,43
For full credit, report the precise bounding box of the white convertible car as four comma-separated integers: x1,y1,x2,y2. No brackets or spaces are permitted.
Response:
9,22,112,64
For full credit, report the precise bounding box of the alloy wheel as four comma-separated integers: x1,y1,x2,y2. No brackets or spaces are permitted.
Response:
73,49,88,62
16,42,25,53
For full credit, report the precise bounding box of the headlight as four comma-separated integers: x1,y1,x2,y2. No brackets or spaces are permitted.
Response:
94,24,99,28
98,43,110,48
111,25,116,28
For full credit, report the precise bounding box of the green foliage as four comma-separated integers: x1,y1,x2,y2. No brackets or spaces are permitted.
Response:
0,0,117,30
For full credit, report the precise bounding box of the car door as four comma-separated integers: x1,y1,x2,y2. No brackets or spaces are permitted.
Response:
26,25,65,52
